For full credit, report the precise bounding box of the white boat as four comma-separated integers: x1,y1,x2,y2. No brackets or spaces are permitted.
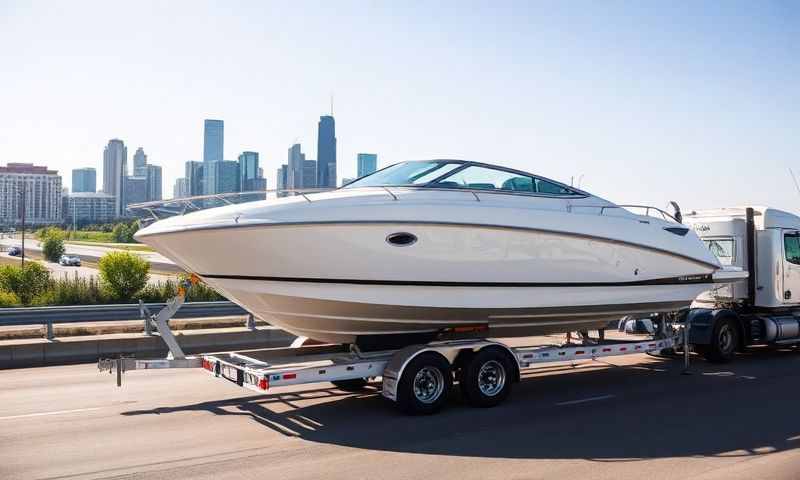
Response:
135,160,723,348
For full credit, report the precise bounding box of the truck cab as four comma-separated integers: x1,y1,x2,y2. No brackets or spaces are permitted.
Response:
682,206,800,361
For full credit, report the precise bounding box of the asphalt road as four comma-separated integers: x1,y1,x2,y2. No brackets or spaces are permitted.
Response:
2,346,800,480
0,237,176,268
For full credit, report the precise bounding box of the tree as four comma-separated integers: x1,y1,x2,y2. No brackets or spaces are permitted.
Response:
41,228,66,262
0,263,50,305
98,251,150,300
112,221,140,243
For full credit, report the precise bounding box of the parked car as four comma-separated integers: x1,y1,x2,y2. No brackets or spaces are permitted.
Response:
58,254,81,266
7,246,21,256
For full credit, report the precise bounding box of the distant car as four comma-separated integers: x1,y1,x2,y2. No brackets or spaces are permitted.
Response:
58,254,81,266
7,246,21,256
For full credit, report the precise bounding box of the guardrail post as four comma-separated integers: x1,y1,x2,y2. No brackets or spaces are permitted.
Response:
246,313,256,331
45,320,54,341
140,300,153,336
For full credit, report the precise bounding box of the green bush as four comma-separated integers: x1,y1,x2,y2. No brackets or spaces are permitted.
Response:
41,228,66,262
98,251,150,301
0,291,19,307
0,263,51,305
42,272,109,306
66,230,115,242
112,221,140,243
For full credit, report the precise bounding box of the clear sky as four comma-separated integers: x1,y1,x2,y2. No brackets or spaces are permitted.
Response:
1,1,798,212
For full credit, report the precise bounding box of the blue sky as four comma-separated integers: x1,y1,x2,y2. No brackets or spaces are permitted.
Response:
0,1,798,211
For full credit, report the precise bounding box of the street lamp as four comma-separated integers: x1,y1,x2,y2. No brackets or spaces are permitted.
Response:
18,181,26,267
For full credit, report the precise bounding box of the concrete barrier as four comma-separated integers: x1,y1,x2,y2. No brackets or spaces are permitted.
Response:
0,327,296,369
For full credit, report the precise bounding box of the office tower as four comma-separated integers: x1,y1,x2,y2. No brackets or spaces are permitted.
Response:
0,163,62,225
145,164,162,201
133,147,147,176
65,193,116,224
123,176,147,209
103,138,127,217
276,164,287,197
238,151,260,191
173,178,189,199
206,161,240,195
72,167,96,193
302,160,317,188
203,119,224,163
287,143,305,190
316,115,336,188
357,153,378,178
185,161,204,196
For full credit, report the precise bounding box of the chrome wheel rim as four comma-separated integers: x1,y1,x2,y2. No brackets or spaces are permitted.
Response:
478,360,506,397
413,367,445,404
718,324,734,352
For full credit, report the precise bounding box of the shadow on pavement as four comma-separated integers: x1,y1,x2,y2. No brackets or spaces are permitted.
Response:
122,347,800,461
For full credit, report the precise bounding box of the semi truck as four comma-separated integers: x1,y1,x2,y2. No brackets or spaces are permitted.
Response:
683,206,800,361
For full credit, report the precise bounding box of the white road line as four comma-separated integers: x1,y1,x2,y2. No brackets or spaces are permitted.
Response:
0,406,103,420
555,394,616,406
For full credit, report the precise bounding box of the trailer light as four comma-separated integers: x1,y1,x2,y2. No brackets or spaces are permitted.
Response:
259,378,269,390
202,359,212,371
283,373,297,380
619,347,627,351
602,348,612,352
575,350,584,355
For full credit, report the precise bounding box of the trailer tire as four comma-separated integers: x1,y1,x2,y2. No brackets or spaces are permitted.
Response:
396,352,452,415
332,378,369,391
460,348,514,408
700,315,739,363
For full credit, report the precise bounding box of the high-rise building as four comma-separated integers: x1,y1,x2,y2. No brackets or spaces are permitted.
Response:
103,139,127,217
206,160,240,195
276,164,288,197
123,176,147,209
132,147,147,176
65,193,115,225
302,160,318,188
145,164,162,201
173,178,189,199
203,119,224,163
316,115,337,188
357,153,378,178
72,167,96,193
0,163,62,225
185,161,204,196
238,151,260,191
287,143,305,190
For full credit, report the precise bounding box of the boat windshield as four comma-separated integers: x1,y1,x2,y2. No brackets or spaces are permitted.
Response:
344,161,461,188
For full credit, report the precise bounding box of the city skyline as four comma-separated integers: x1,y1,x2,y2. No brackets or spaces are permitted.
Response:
1,3,798,212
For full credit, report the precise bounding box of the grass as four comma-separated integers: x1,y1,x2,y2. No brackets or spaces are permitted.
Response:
66,231,115,242
65,240,154,252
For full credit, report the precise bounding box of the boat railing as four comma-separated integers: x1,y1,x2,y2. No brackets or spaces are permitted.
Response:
568,204,681,223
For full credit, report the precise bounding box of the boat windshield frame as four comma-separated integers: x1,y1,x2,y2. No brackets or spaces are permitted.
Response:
343,160,589,198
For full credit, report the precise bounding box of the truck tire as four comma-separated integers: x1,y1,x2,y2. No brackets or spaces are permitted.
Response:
459,348,514,408
332,378,369,391
699,315,739,363
395,352,452,415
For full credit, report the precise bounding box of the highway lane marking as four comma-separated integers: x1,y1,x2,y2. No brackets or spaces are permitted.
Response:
0,406,104,420
555,394,616,406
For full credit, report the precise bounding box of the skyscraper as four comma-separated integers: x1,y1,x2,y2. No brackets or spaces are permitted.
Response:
302,160,317,188
276,164,288,197
208,160,240,194
287,143,305,190
185,161,204,196
72,167,96,193
103,138,127,217
357,153,378,178
123,176,147,208
316,115,336,188
238,151,260,191
0,163,62,225
203,119,224,163
173,178,189,199
132,147,147,176
145,164,162,201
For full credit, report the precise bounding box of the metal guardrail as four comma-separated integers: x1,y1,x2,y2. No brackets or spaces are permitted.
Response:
0,301,249,340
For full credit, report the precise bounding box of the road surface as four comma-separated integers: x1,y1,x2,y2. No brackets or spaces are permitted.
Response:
0,237,177,270
1,346,800,479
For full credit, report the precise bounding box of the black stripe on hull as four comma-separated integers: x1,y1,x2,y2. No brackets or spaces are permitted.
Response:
200,273,714,287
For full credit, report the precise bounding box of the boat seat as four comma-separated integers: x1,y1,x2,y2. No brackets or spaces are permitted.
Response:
501,177,534,192
468,183,496,190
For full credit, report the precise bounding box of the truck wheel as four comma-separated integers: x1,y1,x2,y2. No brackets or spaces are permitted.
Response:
460,348,514,408
700,315,739,363
332,378,369,391
396,352,452,415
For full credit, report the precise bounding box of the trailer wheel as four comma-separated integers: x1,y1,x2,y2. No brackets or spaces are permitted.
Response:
700,315,739,363
332,378,369,391
460,348,514,408
396,352,452,415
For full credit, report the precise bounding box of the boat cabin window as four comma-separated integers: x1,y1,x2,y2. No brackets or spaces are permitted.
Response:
703,238,735,266
784,233,800,265
344,161,460,188
433,165,577,195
